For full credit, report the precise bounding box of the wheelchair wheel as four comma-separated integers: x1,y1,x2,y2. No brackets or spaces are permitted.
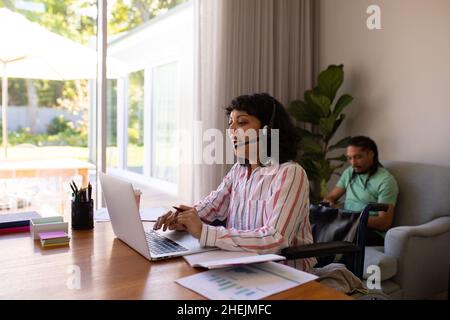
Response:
356,292,390,300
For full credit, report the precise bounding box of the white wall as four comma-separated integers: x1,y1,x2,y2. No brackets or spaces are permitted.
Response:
319,0,450,167
108,2,193,73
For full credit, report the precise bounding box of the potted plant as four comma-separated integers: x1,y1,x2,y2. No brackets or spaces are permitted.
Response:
288,64,353,204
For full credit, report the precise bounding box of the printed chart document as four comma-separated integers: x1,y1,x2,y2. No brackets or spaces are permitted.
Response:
94,207,165,222
176,261,318,300
184,250,286,269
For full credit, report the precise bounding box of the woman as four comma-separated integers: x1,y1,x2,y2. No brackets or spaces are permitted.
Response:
154,93,316,271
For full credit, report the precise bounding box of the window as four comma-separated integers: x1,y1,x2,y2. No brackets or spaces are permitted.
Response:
106,1,193,194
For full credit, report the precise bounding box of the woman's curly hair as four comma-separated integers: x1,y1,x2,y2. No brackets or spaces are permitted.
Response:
225,93,300,164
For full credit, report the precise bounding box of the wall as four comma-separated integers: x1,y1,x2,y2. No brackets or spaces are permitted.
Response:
319,0,450,167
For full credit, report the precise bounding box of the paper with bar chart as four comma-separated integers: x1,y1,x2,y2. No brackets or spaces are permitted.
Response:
175,261,318,300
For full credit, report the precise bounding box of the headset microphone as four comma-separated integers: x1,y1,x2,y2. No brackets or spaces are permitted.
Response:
234,138,258,148
234,100,277,167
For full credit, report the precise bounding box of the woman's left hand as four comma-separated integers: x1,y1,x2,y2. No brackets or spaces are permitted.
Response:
176,206,203,239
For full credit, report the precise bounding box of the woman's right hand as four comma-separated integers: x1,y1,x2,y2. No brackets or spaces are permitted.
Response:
153,210,187,232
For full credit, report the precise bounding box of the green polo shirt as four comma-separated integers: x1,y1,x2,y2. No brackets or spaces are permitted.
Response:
337,166,399,216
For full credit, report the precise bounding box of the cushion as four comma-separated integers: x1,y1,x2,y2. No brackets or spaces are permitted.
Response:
379,280,402,299
363,246,398,281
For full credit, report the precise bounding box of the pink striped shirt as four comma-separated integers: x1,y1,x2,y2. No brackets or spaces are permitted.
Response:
194,161,317,272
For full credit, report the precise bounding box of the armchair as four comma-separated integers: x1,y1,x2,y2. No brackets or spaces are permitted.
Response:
363,161,450,299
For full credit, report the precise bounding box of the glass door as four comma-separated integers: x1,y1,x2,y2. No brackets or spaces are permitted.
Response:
0,0,98,217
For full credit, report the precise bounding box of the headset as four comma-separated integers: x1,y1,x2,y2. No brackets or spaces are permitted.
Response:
259,102,277,166
262,102,277,137
236,100,277,166
235,101,277,147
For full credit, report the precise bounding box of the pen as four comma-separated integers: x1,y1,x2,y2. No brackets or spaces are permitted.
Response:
69,183,76,194
172,206,184,212
71,181,78,193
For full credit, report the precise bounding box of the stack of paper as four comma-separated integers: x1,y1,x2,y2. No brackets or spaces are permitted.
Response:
30,216,68,240
39,231,70,247
176,261,318,300
184,250,286,269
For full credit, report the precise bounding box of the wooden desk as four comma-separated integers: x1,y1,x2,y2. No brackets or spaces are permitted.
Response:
0,159,94,186
0,221,351,300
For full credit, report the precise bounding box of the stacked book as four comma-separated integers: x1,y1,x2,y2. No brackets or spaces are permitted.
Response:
0,211,41,234
39,231,70,247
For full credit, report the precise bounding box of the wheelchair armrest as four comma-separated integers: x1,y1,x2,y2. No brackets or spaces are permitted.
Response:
280,241,360,260
365,203,389,212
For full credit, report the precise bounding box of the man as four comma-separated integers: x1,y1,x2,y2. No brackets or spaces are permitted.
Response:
323,136,399,246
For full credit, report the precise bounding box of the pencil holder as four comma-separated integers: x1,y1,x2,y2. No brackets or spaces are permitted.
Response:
71,199,94,230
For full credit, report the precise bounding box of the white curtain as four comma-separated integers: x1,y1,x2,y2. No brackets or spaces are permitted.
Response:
190,0,318,203
151,62,179,183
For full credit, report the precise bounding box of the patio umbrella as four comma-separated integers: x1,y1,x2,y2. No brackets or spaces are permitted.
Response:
0,8,128,158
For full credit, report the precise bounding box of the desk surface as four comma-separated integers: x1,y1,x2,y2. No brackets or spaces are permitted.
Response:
0,221,351,300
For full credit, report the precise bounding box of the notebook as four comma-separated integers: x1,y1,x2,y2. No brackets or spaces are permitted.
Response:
0,211,41,234
39,231,70,247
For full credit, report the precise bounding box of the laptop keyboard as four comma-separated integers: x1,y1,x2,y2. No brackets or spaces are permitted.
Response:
144,230,188,255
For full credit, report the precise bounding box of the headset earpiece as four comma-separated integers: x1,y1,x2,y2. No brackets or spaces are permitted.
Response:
262,102,276,137
260,102,277,166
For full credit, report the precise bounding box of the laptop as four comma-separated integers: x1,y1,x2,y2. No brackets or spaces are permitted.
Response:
99,172,215,261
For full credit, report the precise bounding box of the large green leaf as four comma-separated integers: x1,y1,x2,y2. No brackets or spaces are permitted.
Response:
313,159,327,177
301,136,323,155
288,100,321,125
328,136,352,152
320,178,329,199
319,115,335,137
302,153,324,161
318,159,333,181
328,114,346,141
317,65,344,102
305,90,331,117
333,94,353,118
297,128,321,139
299,158,321,181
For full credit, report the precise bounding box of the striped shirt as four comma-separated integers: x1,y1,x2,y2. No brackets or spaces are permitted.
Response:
194,161,317,272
